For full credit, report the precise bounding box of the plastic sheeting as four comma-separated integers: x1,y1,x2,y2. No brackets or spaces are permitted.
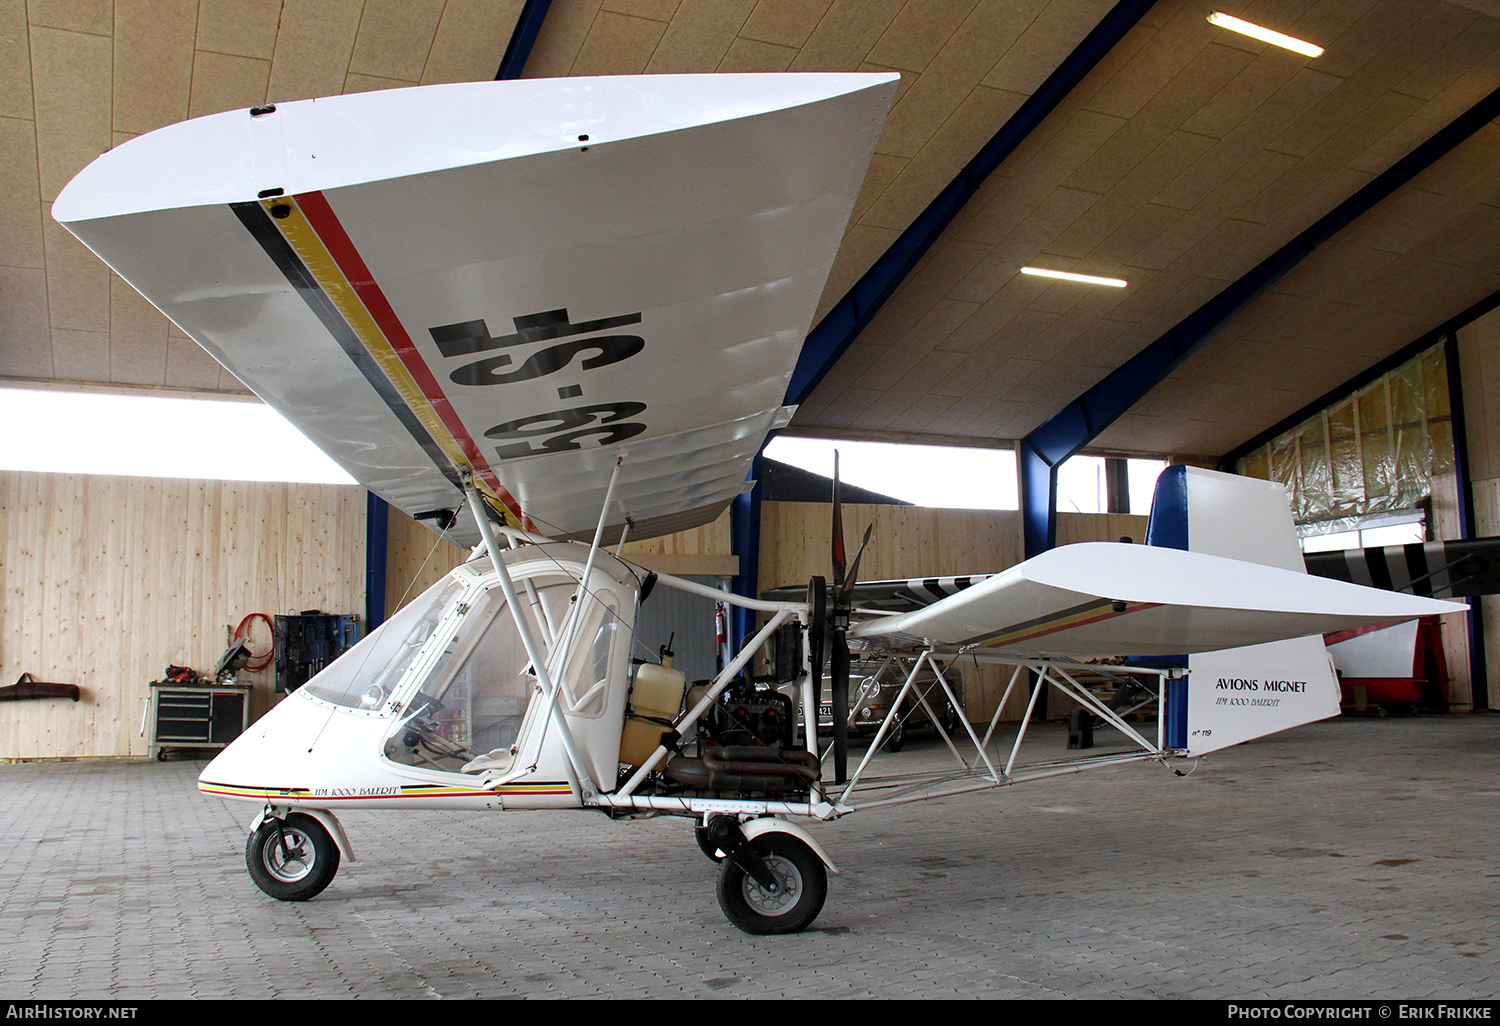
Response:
1237,344,1454,530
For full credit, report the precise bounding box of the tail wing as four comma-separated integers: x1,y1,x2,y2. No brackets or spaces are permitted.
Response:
1148,467,1340,755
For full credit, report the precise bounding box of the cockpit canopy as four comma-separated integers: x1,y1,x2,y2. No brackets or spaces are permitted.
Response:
298,545,640,784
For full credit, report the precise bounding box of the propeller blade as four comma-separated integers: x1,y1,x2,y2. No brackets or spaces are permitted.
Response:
831,450,846,589
838,524,874,606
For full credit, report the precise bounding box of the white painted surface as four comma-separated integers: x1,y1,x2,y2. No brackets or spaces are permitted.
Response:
851,543,1462,658
55,74,897,544
1327,621,1421,678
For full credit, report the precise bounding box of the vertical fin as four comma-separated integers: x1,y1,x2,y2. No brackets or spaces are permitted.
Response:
1145,467,1340,754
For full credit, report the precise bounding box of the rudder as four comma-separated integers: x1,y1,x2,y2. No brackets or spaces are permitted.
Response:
1145,467,1340,755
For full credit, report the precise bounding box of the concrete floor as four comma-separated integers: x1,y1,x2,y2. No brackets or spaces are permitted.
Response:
1,713,1498,999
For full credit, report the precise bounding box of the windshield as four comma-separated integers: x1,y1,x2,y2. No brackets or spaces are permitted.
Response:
383,579,557,774
302,577,462,711
381,570,631,774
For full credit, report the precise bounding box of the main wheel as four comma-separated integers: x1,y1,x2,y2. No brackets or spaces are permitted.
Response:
942,702,962,737
245,813,340,901
716,832,827,935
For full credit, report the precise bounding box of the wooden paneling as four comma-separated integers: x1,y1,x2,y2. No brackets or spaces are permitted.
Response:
1471,476,1500,711
383,506,469,616
761,501,1016,587
1430,468,1474,708
1460,305,1500,710
382,505,740,615
619,509,736,576
0,471,366,759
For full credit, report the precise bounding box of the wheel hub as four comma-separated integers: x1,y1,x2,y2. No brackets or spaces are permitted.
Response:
264,827,315,883
741,855,801,915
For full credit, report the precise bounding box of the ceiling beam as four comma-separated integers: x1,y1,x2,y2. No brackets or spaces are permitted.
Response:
1018,80,1500,557
495,0,553,80
782,0,1159,409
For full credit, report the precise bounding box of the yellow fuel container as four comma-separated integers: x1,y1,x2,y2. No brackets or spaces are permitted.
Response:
619,662,688,770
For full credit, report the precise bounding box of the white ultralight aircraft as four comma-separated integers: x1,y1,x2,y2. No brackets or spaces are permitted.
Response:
54,74,1463,934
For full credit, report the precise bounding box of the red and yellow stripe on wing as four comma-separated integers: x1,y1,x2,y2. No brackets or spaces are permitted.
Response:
263,192,525,528
968,598,1162,649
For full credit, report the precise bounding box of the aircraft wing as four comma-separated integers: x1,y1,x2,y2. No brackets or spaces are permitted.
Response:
53,74,898,544
849,542,1464,659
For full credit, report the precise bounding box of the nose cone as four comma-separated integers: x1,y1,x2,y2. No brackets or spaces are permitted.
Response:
198,688,407,802
198,689,330,798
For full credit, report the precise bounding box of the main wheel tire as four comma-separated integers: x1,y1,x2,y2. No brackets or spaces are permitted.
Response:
246,813,340,901
716,832,827,935
942,704,962,737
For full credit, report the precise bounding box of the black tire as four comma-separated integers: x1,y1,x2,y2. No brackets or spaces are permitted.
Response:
716,832,827,935
245,813,340,901
695,823,725,862
883,711,905,752
942,704,962,737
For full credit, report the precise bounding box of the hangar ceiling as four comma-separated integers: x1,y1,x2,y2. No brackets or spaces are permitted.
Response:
3,0,1500,464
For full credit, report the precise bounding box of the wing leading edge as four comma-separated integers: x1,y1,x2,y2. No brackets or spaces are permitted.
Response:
54,74,899,544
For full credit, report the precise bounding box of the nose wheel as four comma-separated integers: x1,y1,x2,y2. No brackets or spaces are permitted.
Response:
246,813,340,901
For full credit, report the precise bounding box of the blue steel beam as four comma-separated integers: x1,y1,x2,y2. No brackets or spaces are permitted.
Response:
364,491,389,631
495,0,553,80
729,455,764,648
782,0,1159,409
1019,79,1500,557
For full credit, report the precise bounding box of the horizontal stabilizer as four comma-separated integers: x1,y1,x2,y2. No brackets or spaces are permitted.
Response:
849,542,1461,658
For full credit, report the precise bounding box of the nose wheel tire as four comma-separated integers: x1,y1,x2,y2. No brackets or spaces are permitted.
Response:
716,833,827,935
246,813,340,901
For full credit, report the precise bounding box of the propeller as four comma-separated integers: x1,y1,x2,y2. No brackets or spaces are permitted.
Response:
826,451,871,784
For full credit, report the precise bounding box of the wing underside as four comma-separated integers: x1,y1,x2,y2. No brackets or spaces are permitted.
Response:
54,74,898,544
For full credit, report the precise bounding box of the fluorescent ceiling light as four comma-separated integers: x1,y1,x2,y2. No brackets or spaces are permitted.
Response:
1020,266,1128,288
1207,12,1323,57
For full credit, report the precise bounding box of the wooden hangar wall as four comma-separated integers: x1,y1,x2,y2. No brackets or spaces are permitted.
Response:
0,471,366,760
0,482,1140,759
1458,306,1500,710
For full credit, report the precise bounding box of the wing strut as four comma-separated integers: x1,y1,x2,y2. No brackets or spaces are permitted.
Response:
465,477,598,802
